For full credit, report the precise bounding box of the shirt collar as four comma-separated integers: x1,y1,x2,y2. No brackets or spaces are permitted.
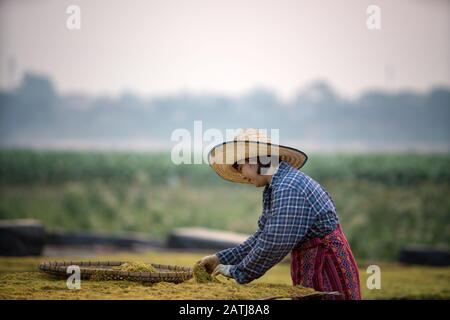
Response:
267,160,291,189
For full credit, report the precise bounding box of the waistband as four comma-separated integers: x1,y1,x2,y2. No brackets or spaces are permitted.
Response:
294,224,343,251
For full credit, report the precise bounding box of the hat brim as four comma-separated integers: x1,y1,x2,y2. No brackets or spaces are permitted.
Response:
207,140,308,184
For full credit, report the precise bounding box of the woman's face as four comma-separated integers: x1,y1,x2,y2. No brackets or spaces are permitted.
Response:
238,163,269,187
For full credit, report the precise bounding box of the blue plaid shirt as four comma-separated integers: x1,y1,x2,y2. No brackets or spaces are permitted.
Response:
216,160,339,284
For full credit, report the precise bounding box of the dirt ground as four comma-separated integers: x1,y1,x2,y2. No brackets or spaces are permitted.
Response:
0,251,449,299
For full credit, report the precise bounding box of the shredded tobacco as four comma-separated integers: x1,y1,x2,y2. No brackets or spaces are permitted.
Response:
112,262,157,273
192,263,215,283
89,262,157,281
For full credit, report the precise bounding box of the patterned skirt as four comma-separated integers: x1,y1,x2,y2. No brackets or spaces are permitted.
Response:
290,224,362,300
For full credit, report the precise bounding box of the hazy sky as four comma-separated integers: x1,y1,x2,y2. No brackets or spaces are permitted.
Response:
0,0,449,100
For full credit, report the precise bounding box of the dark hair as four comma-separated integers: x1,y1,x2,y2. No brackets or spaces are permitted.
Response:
233,156,280,175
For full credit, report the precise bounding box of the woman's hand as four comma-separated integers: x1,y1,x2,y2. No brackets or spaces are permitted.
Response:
197,254,220,273
212,264,234,278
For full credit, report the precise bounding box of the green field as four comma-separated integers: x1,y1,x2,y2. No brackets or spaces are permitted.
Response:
0,150,449,261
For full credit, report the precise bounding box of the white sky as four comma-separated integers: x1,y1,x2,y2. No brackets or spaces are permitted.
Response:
0,0,449,100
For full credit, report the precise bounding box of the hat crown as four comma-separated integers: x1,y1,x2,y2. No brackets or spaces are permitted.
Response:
233,128,272,144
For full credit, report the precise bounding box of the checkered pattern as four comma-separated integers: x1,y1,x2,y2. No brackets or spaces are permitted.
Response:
216,160,339,284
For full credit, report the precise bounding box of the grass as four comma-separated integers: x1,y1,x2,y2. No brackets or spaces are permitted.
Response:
0,150,448,263
1,178,448,261
0,251,449,300
1,151,448,299
1,150,449,185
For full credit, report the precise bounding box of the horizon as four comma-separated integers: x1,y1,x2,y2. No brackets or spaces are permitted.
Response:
1,71,449,153
2,70,449,104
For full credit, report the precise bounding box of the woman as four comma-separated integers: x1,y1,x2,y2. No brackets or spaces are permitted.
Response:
198,128,361,300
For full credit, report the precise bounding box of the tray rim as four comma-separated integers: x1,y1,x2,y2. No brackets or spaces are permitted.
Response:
38,260,193,283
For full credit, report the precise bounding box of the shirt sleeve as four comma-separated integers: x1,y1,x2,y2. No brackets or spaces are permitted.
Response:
215,212,268,265
215,231,260,265
230,187,317,284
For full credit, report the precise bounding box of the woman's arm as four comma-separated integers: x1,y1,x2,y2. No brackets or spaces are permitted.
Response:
215,212,267,265
215,229,261,265
229,187,317,284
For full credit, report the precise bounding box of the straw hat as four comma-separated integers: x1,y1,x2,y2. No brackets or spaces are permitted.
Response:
207,128,308,184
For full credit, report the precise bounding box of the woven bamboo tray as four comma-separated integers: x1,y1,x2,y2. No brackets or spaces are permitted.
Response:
39,261,193,284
